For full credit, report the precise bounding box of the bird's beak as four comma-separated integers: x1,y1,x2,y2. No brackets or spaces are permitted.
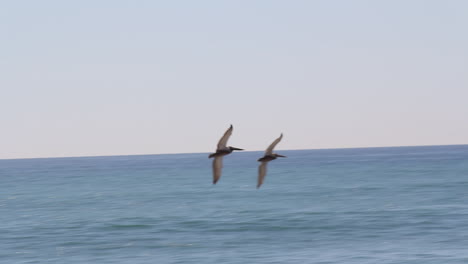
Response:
231,147,244,151
276,154,287,158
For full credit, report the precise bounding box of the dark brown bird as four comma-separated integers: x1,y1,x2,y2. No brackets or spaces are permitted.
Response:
257,133,286,188
209,125,243,184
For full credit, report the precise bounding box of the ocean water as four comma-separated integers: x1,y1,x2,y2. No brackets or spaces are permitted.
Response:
1,145,467,263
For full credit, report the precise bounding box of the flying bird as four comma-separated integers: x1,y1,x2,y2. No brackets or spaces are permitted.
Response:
209,125,243,184
257,133,286,188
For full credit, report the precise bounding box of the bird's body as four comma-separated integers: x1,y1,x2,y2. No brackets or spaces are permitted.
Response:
257,134,286,188
209,125,243,184
257,155,278,162
208,148,233,158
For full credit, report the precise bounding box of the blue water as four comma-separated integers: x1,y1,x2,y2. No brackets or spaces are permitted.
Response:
1,145,468,263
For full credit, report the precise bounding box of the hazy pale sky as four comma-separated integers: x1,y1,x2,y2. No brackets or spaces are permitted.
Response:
1,1,467,159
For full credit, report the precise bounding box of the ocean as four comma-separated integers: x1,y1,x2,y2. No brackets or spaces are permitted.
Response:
1,145,467,263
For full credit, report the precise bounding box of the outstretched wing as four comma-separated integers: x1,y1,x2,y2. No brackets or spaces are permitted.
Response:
217,125,233,150
265,133,283,155
257,162,268,188
212,156,224,184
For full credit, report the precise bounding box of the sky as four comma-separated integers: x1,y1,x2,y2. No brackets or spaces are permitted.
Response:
1,0,467,159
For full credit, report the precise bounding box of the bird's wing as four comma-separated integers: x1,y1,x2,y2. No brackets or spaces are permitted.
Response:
265,133,283,155
257,162,268,188
217,125,233,150
212,156,224,184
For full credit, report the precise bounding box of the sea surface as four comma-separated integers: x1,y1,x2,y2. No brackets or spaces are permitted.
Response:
1,145,468,263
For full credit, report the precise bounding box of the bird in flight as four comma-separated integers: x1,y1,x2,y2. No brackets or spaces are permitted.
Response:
209,125,243,184
257,133,286,188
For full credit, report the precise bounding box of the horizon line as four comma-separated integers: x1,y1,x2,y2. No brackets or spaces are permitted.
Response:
1,143,467,161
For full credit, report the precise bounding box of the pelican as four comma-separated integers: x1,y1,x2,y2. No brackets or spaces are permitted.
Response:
209,125,243,184
257,133,286,188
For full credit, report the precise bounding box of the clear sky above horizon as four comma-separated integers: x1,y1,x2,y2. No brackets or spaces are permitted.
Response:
1,1,467,159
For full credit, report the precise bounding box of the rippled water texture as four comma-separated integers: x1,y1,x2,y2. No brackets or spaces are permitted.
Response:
1,145,467,263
